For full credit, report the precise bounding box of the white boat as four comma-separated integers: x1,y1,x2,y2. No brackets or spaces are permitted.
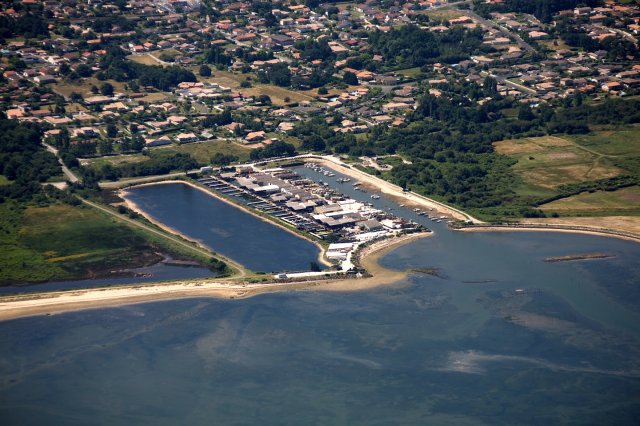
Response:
371,194,380,199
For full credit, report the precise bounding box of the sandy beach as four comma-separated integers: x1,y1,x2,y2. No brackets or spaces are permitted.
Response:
457,222,640,244
0,232,431,322
3,156,638,322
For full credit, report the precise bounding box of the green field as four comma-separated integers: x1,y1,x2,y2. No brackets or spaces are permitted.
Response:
0,175,10,186
540,186,640,216
85,154,149,169
396,67,422,78
569,127,640,157
495,129,640,216
162,140,253,163
495,136,623,190
0,202,183,284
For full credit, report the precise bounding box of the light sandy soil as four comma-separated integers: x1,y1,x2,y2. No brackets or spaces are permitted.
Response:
459,217,640,244
0,233,431,322
519,216,640,239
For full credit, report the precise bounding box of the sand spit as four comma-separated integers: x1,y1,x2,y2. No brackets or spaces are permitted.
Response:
457,223,640,244
0,233,432,322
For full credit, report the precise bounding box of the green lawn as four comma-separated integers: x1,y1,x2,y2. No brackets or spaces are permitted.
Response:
569,127,640,156
396,67,422,78
0,202,171,284
541,186,640,216
495,129,640,217
164,140,253,163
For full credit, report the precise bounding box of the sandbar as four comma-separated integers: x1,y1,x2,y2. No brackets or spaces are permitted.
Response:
0,232,431,322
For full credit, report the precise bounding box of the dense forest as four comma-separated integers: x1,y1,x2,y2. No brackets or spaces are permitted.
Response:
0,117,62,203
98,45,197,91
367,25,485,68
0,13,48,40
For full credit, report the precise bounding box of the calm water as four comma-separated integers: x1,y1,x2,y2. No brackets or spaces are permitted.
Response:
1,175,640,425
0,262,215,295
123,183,324,273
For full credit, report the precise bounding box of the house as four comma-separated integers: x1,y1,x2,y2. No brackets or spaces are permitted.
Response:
176,132,198,143
73,127,98,138
145,135,172,147
245,131,266,143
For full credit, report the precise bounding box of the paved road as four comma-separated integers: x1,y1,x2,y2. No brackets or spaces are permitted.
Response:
99,172,188,189
466,9,537,55
480,71,537,95
43,142,80,183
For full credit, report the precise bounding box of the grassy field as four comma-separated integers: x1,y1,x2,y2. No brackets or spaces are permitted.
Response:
495,135,626,190
54,77,129,98
540,186,640,216
163,140,253,163
0,175,10,186
396,67,422,78
0,202,175,284
197,69,314,105
424,9,466,20
84,154,150,169
569,127,640,156
495,129,640,216
242,84,314,105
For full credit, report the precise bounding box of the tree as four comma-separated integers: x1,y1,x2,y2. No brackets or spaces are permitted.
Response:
100,82,114,96
106,123,118,138
483,76,497,96
99,139,114,155
70,92,83,102
318,86,328,95
343,71,358,86
76,64,92,77
211,152,238,166
199,64,211,77
517,104,534,121
59,63,70,75
256,94,271,105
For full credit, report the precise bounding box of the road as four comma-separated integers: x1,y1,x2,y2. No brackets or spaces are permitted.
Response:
43,142,80,183
466,8,537,55
480,71,537,95
99,172,188,189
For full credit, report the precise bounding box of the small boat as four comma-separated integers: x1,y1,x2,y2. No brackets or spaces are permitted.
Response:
371,194,380,199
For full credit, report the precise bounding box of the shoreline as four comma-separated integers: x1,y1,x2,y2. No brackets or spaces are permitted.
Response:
0,232,432,322
121,180,331,267
306,157,479,223
456,224,640,244
119,184,248,276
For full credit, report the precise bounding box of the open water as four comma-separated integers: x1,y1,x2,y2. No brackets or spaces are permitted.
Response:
1,174,640,425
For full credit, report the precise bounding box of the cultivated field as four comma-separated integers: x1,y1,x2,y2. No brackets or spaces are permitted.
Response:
495,135,626,189
540,186,640,215
496,129,640,216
